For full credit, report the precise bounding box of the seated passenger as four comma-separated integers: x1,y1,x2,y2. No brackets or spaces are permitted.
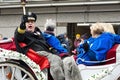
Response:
43,19,69,57
14,12,65,80
76,23,117,65
63,23,120,80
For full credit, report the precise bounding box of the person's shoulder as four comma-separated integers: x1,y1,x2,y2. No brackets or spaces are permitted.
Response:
101,32,115,37
43,32,52,38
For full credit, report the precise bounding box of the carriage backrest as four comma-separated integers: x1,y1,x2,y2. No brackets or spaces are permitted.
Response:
105,44,119,64
0,38,16,51
0,38,50,70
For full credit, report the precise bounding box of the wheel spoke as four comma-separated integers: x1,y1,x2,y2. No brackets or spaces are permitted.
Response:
11,67,16,80
21,74,27,80
0,61,37,80
2,66,6,80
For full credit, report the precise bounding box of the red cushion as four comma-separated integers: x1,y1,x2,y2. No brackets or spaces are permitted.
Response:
19,43,50,70
26,49,50,70
0,40,16,51
105,44,119,64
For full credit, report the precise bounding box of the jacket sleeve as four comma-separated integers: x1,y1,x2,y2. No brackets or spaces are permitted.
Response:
43,33,68,53
17,26,26,34
14,27,25,42
113,34,120,44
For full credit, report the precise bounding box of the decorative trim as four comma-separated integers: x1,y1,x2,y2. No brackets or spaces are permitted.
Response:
0,48,46,80
88,66,114,80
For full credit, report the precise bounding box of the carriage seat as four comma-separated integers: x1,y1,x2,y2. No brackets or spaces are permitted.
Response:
105,44,119,64
0,38,50,70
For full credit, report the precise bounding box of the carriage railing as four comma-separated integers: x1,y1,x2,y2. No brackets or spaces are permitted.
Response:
76,57,115,64
0,48,46,80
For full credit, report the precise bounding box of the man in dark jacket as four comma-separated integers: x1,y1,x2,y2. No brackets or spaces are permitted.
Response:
14,12,65,80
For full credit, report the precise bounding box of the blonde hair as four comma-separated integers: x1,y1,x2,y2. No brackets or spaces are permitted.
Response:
102,23,115,34
90,23,104,35
90,22,115,37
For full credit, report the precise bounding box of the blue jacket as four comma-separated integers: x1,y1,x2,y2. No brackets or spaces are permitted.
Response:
76,32,120,65
42,33,68,54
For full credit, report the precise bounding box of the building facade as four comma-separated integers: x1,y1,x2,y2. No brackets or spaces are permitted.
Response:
0,0,120,38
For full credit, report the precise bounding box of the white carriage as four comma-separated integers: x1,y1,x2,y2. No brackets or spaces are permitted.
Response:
0,39,49,80
0,38,120,80
78,44,120,80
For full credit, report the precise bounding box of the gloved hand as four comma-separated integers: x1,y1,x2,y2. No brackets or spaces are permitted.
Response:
83,41,89,52
50,48,58,54
20,22,26,30
21,15,28,23
20,15,28,29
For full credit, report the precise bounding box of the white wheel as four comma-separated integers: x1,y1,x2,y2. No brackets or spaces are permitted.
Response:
0,61,37,80
117,76,120,80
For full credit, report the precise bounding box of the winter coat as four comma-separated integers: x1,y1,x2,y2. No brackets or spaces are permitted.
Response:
43,32,68,54
14,27,50,54
74,39,81,48
76,32,120,65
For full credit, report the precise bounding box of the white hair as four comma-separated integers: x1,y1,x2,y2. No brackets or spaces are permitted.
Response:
44,19,56,31
102,23,115,34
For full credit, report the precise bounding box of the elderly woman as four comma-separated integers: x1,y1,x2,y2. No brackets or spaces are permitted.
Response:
63,23,120,80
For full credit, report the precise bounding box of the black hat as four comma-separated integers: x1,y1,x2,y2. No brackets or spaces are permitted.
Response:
26,12,37,22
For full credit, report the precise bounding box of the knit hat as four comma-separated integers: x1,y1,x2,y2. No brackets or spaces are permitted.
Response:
44,19,56,32
76,34,80,38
